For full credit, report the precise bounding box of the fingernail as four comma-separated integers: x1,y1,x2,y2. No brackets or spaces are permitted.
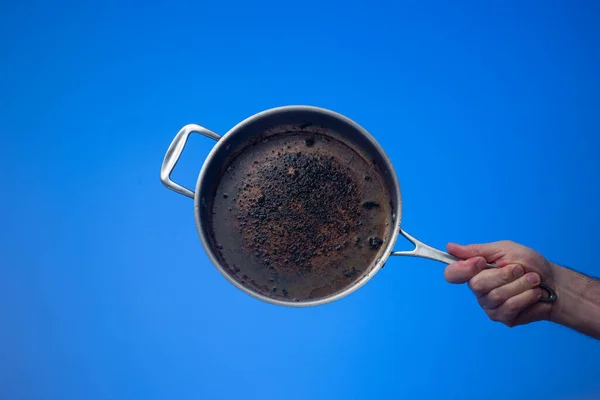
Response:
535,288,542,298
513,266,524,278
476,258,486,269
527,274,539,285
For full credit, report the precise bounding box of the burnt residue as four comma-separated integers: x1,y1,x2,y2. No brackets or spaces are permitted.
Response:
368,237,384,249
208,126,393,302
362,201,379,209
343,267,358,278
236,152,362,271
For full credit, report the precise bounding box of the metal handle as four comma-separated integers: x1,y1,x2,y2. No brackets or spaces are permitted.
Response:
391,228,557,303
160,124,221,199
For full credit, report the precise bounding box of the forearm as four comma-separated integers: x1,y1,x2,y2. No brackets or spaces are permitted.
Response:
550,263,600,340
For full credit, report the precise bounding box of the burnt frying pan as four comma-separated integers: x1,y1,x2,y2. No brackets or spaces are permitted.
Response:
160,105,557,307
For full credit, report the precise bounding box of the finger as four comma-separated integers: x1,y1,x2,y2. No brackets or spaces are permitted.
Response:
447,242,505,262
479,271,541,309
512,299,551,326
444,257,487,284
468,264,524,297
486,288,542,327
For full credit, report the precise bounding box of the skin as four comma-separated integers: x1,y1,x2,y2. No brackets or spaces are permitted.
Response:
444,241,600,340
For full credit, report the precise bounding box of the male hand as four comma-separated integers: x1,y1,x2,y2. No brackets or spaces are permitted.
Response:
445,241,556,327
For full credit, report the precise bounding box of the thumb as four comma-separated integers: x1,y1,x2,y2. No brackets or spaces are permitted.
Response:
447,242,505,262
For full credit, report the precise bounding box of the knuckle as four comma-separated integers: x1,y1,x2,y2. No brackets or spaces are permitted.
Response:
466,244,480,255
505,300,520,314
465,244,481,258
486,310,502,323
469,276,485,293
501,267,514,283
487,289,504,306
519,275,531,290
485,309,497,321
487,310,513,327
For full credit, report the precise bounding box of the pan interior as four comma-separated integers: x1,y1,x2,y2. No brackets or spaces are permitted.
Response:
207,123,395,303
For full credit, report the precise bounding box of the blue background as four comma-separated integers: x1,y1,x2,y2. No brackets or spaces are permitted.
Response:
1,1,599,399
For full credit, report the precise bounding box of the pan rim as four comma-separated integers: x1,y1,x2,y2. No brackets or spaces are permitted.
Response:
194,105,402,307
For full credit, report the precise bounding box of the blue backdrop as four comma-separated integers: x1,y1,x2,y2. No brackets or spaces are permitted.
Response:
1,1,599,399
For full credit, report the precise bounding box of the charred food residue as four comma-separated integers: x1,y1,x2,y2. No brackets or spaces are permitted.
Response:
236,152,362,272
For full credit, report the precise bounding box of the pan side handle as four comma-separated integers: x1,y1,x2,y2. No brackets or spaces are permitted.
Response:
160,124,221,199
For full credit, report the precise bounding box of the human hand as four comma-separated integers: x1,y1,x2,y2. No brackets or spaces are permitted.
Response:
444,241,556,327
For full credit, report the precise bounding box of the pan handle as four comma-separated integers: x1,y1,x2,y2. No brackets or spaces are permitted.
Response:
390,228,557,303
160,124,221,199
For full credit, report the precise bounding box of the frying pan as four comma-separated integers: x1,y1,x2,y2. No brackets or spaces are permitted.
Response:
160,105,557,307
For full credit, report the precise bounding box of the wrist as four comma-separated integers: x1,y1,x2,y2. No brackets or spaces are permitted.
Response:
549,263,600,340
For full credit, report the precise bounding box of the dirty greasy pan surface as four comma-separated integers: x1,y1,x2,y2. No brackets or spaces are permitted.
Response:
207,124,395,303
